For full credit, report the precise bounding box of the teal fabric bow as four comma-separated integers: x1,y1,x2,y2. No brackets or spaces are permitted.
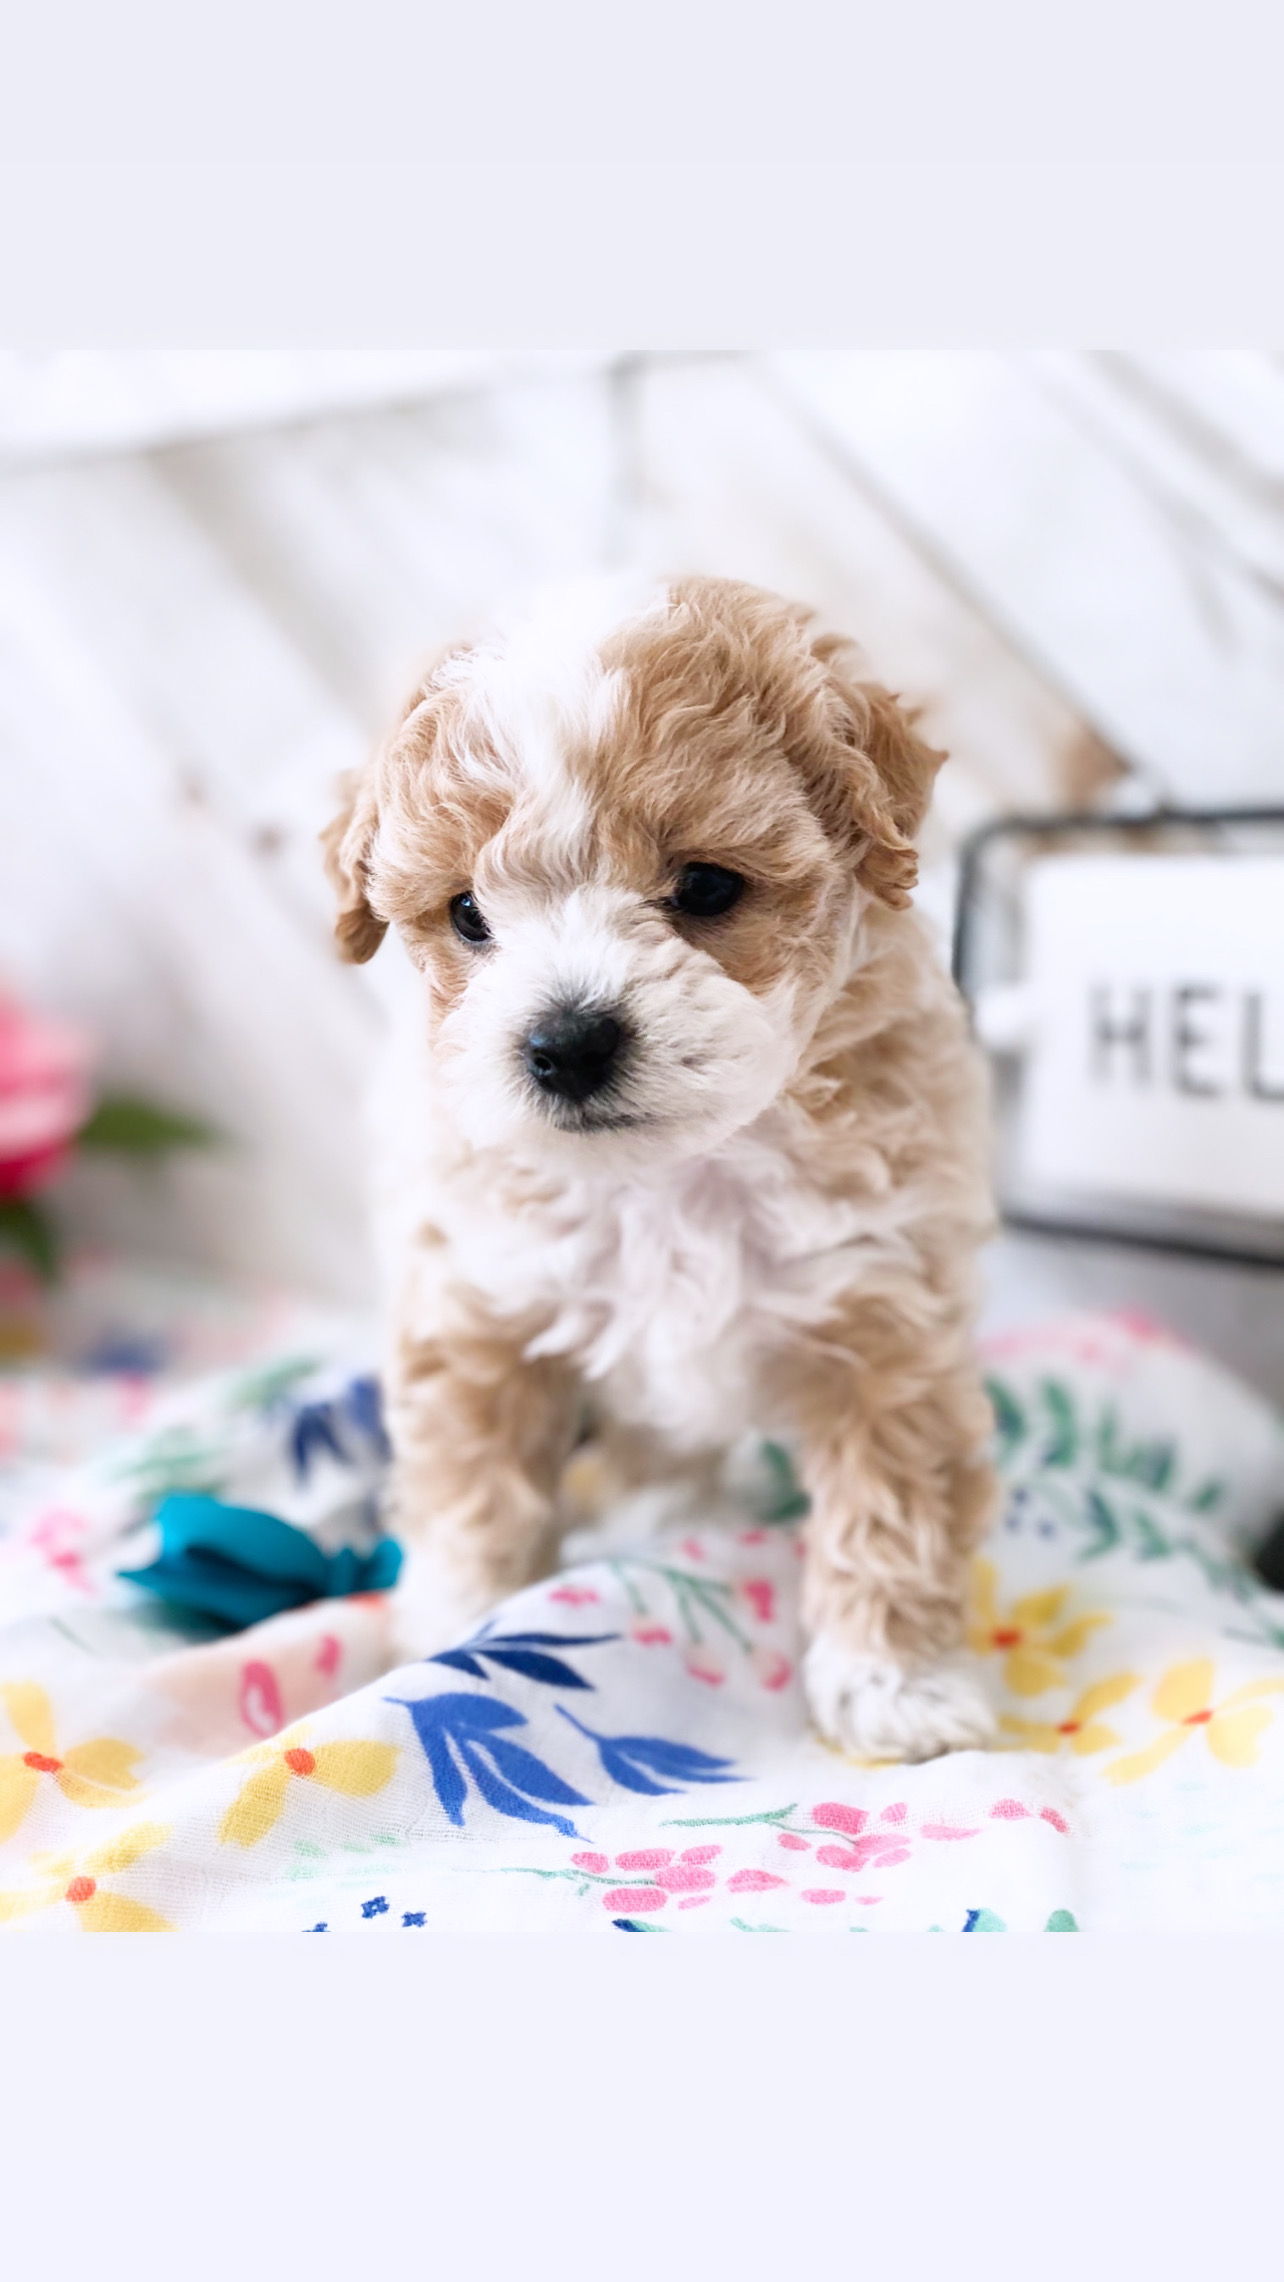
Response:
119,1492,403,1631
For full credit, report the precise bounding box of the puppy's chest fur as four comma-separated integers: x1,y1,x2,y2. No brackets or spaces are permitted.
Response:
433,1130,894,1451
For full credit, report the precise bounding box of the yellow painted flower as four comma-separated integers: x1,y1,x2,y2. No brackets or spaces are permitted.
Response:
1001,1673,1139,1755
220,1721,397,1848
0,1822,171,1930
968,1560,1108,1697
1103,1660,1284,1786
0,1682,143,1842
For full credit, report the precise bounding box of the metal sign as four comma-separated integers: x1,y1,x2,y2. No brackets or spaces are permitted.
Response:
953,809,1284,1266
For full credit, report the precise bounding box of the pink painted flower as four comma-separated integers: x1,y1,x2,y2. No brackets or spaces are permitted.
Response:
816,1838,912,1873
677,1536,708,1562
653,1863,718,1893
550,1585,600,1606
738,1528,769,1547
25,1508,92,1593
602,1886,666,1912
727,1868,788,1893
238,1659,284,1738
614,1848,673,1871
676,1844,721,1865
683,1644,727,1687
990,1798,1030,1820
739,1577,776,1624
812,1801,868,1836
749,1646,792,1691
1040,1807,1069,1833
778,1832,810,1851
0,998,93,1198
313,1633,342,1678
802,1889,846,1905
678,1895,711,1910
881,1801,908,1824
629,1618,673,1647
573,1851,609,1873
920,1824,979,1842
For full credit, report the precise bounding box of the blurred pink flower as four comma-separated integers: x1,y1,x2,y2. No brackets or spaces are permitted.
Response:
238,1659,284,1738
25,1506,92,1593
739,1577,776,1624
550,1585,600,1606
750,1646,792,1691
629,1617,673,1647
0,998,93,1198
683,1643,726,1687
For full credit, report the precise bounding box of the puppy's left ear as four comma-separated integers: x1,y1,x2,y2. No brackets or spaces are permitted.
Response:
320,761,388,963
811,634,945,910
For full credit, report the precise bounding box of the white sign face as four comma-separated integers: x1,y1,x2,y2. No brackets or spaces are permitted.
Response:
1019,854,1284,1220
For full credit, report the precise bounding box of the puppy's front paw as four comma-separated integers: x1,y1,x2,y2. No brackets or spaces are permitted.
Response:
803,1635,995,1763
384,1547,492,1672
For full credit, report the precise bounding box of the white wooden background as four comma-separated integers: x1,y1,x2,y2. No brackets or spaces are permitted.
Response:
3,353,1284,1389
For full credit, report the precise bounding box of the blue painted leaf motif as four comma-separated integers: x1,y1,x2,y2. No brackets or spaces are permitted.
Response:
389,1691,592,1836
473,1734,589,1804
557,1706,739,1795
478,1648,594,1688
289,1400,350,1482
428,1629,618,1690
343,1375,392,1460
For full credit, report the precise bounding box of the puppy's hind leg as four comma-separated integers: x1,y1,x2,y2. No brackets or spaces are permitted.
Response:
384,1312,580,1668
783,1296,998,1763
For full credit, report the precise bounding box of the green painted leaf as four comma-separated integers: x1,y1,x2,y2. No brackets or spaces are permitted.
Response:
1128,1440,1175,1493
0,1193,60,1281
1045,1909,1079,1931
1129,1506,1171,1562
77,1094,220,1153
1039,1380,1079,1468
985,1376,1027,1466
758,1441,810,1522
1079,1487,1122,1561
1188,1478,1227,1513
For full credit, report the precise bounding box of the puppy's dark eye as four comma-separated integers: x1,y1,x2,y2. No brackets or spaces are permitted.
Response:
670,863,745,920
449,891,491,945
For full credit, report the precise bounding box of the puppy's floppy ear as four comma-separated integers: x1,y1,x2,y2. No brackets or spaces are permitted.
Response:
810,632,945,910
320,761,388,964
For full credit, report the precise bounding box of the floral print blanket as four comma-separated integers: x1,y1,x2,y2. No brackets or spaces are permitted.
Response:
3,1304,1284,1933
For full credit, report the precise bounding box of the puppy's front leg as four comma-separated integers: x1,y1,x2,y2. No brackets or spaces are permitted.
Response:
785,1297,998,1762
384,1309,579,1665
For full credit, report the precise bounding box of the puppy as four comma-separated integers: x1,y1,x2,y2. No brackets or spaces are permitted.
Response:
323,575,997,1762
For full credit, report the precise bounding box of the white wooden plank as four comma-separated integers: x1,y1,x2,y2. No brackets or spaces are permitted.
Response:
0,541,381,1301
155,373,621,729
627,356,1116,853
0,353,608,469
1028,353,1284,593
769,352,1284,807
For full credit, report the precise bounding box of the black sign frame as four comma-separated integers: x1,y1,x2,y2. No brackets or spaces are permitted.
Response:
951,805,1284,1270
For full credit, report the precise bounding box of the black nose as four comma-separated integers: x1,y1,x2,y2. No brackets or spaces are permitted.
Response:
523,1006,625,1103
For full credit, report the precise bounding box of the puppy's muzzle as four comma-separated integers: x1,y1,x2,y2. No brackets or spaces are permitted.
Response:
522,1004,626,1105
